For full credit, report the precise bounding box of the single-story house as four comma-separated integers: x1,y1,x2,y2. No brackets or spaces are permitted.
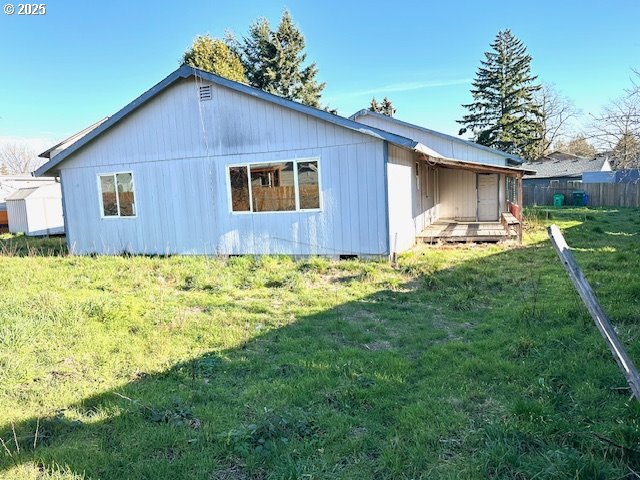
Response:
35,65,532,257
0,175,58,231
6,183,64,236
583,169,640,184
522,152,611,188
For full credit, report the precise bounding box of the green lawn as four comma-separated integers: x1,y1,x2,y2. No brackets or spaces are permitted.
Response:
1,208,639,479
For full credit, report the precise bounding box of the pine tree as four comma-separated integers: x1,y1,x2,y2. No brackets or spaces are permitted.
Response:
369,97,381,113
458,30,542,159
380,97,396,117
182,35,246,83
237,11,325,107
369,97,396,116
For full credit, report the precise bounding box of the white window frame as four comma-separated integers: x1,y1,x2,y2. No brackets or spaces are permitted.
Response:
227,157,322,215
567,180,582,188
415,161,420,191
97,171,137,219
549,179,560,188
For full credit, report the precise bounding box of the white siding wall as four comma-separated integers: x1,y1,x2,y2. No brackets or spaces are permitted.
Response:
60,79,388,256
355,114,508,166
438,169,477,220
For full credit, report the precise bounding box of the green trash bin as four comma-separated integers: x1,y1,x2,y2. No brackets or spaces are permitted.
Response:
572,190,585,206
553,193,564,207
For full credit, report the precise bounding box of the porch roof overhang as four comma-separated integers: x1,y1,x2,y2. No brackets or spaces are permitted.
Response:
413,143,536,176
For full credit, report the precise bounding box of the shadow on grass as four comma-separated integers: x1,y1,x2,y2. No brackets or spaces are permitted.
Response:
1,211,640,479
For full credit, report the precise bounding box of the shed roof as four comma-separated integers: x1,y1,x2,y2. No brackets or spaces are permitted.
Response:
522,156,610,179
349,109,524,164
5,183,61,201
6,187,39,200
35,66,419,176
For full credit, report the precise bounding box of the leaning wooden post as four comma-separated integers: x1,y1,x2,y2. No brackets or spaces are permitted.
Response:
548,224,640,400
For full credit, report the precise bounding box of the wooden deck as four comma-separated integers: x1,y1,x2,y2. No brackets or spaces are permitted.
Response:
417,220,518,243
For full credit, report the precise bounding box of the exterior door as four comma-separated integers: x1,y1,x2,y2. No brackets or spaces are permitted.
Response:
477,173,499,221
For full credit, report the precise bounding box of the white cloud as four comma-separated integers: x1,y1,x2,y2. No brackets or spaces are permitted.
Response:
336,78,472,99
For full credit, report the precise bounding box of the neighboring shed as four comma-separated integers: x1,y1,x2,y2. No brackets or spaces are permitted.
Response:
0,176,58,231
6,183,64,236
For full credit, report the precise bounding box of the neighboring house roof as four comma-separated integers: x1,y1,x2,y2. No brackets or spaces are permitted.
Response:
522,156,611,179
35,66,420,176
39,117,109,159
348,109,524,165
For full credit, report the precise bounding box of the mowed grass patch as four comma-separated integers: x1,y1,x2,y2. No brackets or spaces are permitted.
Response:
0,207,639,479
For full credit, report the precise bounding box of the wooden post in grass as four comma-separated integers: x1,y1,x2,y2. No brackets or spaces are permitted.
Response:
548,224,640,400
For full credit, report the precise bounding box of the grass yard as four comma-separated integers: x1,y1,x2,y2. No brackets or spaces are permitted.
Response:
1,207,640,479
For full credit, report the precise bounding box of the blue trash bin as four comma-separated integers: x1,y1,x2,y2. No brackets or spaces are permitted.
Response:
583,192,588,206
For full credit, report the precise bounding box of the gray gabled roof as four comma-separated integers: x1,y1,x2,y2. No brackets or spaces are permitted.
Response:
349,109,524,164
38,117,109,159
522,156,611,179
35,66,419,176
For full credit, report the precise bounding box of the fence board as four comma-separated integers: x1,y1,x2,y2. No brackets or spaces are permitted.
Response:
523,183,640,207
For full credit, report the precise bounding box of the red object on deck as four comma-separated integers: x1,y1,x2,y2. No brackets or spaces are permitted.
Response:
509,201,521,220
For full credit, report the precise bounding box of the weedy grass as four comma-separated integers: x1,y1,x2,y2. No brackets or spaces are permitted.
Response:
0,207,639,479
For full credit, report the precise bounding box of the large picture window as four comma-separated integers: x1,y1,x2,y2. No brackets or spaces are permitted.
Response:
228,158,321,213
99,172,136,217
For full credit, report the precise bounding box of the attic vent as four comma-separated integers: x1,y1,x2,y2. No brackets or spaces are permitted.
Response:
199,85,212,101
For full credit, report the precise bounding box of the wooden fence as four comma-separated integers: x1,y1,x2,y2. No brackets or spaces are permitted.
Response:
523,183,640,207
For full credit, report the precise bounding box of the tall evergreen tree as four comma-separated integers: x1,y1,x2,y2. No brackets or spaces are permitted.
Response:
458,30,542,159
369,97,381,113
182,35,246,83
236,11,325,107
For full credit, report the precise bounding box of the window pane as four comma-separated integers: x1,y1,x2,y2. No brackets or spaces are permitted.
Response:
100,175,118,216
250,162,295,212
297,161,320,209
229,166,250,212
116,173,135,216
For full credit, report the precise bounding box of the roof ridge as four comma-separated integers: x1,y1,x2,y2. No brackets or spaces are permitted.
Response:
35,66,418,176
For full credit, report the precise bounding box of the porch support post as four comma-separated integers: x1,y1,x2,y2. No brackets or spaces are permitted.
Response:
517,173,523,244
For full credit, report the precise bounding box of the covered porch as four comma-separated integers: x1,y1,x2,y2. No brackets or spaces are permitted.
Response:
411,148,533,244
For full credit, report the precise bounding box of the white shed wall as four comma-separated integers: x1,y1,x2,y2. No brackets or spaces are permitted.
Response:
60,79,388,256
7,201,27,234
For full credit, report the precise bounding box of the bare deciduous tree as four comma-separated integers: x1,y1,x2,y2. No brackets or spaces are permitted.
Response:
589,71,640,168
0,143,42,174
533,83,580,158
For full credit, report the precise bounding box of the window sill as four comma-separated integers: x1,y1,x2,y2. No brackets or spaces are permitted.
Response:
229,209,322,215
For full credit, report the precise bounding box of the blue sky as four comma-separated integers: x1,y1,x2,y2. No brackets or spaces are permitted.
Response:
0,0,638,151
